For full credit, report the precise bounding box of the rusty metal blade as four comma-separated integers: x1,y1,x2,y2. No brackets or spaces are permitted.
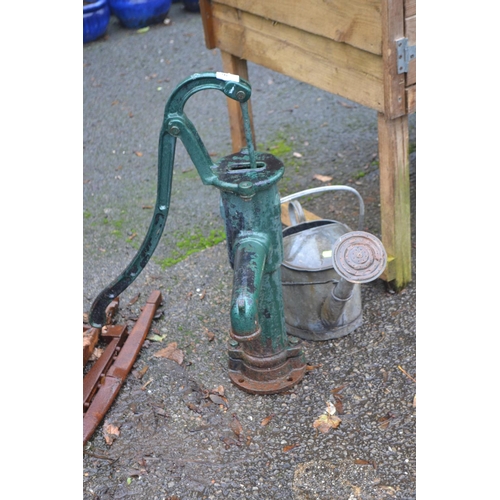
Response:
83,375,122,446
107,290,162,380
83,325,128,408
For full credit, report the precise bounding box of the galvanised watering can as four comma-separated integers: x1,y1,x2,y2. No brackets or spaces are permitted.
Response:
88,72,306,394
280,186,387,341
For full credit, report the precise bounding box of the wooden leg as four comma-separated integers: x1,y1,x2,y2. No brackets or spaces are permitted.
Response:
220,51,256,153
377,112,412,290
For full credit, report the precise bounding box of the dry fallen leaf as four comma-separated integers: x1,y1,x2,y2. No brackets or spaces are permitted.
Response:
90,347,104,362
331,385,345,414
153,342,184,365
313,174,333,183
230,414,243,439
133,365,149,379
261,414,275,426
128,294,140,306
354,459,372,465
283,443,299,452
331,385,345,395
209,394,227,407
306,364,323,371
204,328,215,341
378,411,398,430
313,401,342,433
147,333,166,342
333,398,344,415
313,413,341,433
103,423,120,445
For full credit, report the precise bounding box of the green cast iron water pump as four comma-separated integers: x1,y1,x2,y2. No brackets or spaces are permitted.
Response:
89,72,306,394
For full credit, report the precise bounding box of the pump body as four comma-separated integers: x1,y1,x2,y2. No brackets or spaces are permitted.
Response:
217,151,306,394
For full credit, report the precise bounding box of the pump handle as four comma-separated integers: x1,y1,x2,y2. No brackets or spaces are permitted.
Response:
89,73,253,327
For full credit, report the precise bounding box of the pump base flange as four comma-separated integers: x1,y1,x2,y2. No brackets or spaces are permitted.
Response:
228,342,307,394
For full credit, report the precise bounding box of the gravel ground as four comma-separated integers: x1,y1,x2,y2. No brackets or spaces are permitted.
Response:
83,4,416,499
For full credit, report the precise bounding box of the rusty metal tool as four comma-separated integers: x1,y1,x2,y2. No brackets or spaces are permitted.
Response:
83,290,162,445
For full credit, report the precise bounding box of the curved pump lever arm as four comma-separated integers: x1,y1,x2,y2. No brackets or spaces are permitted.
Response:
89,73,253,327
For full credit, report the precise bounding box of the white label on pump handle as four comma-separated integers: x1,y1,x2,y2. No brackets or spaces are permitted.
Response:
216,72,240,82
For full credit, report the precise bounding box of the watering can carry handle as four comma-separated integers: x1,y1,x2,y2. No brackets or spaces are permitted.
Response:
88,72,253,328
287,200,307,226
280,186,365,230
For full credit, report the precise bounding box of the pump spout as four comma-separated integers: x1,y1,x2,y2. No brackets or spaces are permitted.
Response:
230,234,269,341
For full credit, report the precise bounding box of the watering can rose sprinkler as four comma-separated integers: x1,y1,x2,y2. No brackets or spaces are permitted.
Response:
88,72,307,394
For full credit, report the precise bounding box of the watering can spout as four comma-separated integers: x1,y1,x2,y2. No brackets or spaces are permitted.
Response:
230,233,269,341
320,279,356,328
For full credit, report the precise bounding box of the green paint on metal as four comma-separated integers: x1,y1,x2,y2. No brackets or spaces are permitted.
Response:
89,73,255,327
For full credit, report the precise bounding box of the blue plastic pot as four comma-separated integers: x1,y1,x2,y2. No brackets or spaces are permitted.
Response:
84,0,111,44
109,0,172,29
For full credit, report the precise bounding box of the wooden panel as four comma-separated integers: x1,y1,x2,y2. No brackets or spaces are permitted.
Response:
405,15,416,86
215,0,383,55
381,0,406,118
212,3,385,111
406,85,416,114
377,112,411,287
199,0,216,49
405,0,416,17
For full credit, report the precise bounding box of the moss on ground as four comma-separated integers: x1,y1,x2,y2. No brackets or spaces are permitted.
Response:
156,227,226,268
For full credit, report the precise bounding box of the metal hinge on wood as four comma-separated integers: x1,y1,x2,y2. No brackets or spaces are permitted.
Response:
396,38,416,74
